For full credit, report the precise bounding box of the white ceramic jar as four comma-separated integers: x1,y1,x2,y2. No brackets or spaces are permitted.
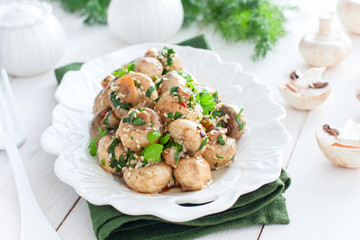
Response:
337,0,360,35
0,1,66,77
107,0,184,43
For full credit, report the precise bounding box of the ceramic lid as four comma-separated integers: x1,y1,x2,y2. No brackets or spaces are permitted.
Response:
0,1,52,28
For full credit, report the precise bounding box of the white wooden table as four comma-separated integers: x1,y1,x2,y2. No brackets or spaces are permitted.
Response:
1,0,360,239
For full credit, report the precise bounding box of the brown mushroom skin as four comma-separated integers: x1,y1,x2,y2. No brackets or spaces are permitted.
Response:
174,156,211,191
134,57,163,81
168,119,207,156
93,90,107,114
155,92,203,124
220,104,246,141
203,137,236,169
123,162,172,193
89,109,120,140
116,108,163,151
144,47,182,71
109,73,159,119
97,135,124,175
158,72,187,95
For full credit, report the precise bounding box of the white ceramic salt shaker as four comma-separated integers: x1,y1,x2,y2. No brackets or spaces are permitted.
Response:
107,0,184,43
299,12,352,68
0,1,66,77
337,0,360,35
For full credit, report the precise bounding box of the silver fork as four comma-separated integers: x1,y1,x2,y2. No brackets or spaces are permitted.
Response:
0,69,61,240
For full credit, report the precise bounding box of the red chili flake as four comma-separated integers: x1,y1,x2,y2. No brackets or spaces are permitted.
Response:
101,110,109,117
180,102,187,108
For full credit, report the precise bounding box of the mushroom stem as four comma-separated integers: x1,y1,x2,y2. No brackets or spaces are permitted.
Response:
318,12,336,39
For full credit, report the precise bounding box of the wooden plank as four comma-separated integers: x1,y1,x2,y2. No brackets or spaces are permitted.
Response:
260,28,360,240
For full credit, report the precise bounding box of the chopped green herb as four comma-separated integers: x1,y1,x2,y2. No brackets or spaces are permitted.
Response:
176,70,194,82
112,64,135,78
160,133,171,145
217,154,224,158
217,121,225,127
101,159,105,166
132,117,146,126
107,137,121,161
170,86,179,95
217,135,226,146
118,155,126,168
195,89,216,115
110,91,132,110
236,108,244,131
122,111,146,126
142,159,149,167
142,143,163,162
133,80,141,87
212,110,225,118
88,127,108,156
155,78,163,89
154,95,162,102
167,112,174,120
230,155,236,161
213,91,219,103
178,95,183,103
214,162,219,168
146,85,156,97
165,140,183,164
147,130,162,143
163,46,176,66
174,112,183,119
102,110,112,125
137,108,145,112
196,137,208,153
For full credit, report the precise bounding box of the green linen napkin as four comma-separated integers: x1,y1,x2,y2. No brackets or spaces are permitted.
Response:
55,34,290,240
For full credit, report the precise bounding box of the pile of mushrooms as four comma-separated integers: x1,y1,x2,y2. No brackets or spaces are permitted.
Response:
277,67,331,110
89,46,246,193
316,119,360,168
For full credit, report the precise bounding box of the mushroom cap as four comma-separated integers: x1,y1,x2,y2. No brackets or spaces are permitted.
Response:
93,90,107,114
277,67,331,110
277,82,331,110
155,92,203,124
116,108,163,151
134,57,163,81
220,104,246,141
316,125,360,168
158,71,187,95
203,137,236,169
97,135,124,175
109,72,158,119
168,119,207,156
123,162,172,193
174,156,212,191
89,109,119,140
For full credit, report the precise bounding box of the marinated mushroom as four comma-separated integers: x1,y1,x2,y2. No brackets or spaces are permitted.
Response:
203,127,236,169
117,108,163,151
89,108,120,139
316,119,360,168
123,162,172,193
158,71,187,95
155,91,203,124
109,73,158,119
134,57,163,81
220,104,246,141
174,156,212,191
97,135,124,175
168,119,207,156
145,46,182,72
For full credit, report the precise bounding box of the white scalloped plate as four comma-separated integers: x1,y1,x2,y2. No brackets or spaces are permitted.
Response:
41,43,290,222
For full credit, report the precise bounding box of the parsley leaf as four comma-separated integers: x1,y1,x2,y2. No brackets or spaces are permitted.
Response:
142,144,163,162
195,89,216,115
160,133,171,145
236,108,244,131
147,130,162,143
88,127,108,157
